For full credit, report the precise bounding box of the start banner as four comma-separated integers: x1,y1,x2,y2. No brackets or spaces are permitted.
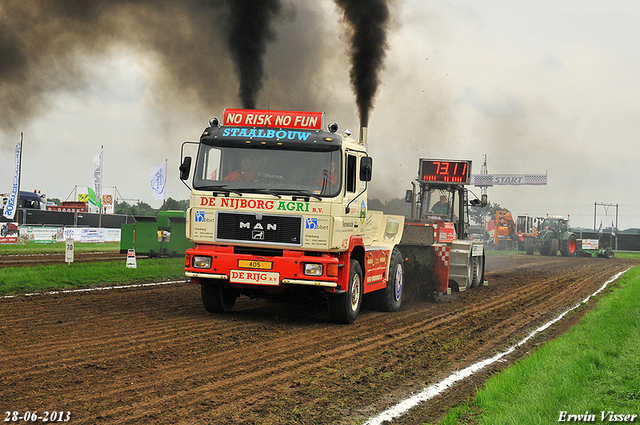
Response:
471,174,547,186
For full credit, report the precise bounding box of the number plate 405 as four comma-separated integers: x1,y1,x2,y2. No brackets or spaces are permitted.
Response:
237,260,272,270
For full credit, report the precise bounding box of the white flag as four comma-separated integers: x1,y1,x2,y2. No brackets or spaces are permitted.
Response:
3,133,23,220
88,149,103,209
150,161,167,200
597,221,603,236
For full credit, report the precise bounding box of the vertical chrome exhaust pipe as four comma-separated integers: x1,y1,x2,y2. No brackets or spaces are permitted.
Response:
359,127,368,145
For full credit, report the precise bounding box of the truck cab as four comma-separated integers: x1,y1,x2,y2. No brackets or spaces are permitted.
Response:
181,109,404,323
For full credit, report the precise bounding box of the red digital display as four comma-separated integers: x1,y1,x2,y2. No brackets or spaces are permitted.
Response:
419,159,471,184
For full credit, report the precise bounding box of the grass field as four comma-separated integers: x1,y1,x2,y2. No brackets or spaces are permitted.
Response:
434,263,640,425
0,258,186,295
0,242,185,294
0,241,121,254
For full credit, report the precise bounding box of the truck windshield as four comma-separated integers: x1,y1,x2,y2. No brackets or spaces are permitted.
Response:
193,145,342,197
419,187,459,221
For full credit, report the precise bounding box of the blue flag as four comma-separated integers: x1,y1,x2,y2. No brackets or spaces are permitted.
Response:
3,133,22,220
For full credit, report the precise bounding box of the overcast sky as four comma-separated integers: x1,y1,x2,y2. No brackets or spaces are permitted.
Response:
1,0,639,229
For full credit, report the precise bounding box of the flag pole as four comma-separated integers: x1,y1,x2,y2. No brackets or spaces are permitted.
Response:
99,145,103,228
17,132,23,224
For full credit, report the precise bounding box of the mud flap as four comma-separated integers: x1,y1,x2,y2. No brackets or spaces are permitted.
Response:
400,244,450,297
432,245,450,294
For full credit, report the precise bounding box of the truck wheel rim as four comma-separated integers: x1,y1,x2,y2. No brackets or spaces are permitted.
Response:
394,264,403,301
350,275,361,312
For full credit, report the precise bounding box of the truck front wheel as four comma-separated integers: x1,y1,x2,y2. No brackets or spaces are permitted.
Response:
328,260,363,324
201,280,237,313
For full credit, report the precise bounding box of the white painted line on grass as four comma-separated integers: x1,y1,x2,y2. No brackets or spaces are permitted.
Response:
1,280,186,299
364,268,631,425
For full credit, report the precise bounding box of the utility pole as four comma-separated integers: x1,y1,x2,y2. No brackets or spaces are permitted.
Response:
480,154,488,200
480,154,489,233
594,202,619,231
594,202,619,250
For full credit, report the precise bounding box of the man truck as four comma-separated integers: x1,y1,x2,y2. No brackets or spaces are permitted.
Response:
180,109,486,323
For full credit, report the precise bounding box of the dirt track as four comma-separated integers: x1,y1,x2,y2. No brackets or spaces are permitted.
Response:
1,254,636,424
0,252,127,268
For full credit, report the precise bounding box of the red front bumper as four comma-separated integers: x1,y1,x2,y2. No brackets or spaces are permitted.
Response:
184,244,342,291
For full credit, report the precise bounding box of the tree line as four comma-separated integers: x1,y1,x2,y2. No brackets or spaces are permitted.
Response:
114,198,189,216
101,196,640,233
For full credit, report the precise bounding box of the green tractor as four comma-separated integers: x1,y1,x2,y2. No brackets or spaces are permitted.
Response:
524,216,577,257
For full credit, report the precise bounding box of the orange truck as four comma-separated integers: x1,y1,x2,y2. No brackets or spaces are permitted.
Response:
490,210,519,249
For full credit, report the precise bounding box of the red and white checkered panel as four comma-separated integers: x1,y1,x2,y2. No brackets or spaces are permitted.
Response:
434,245,450,266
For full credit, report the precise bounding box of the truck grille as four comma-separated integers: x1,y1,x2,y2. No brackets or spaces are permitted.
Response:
216,212,302,246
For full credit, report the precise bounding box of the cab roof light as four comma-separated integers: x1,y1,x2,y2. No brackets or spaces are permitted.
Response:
208,116,220,127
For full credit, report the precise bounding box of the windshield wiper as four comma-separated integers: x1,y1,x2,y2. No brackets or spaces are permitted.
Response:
199,184,243,197
270,189,322,201
239,188,282,198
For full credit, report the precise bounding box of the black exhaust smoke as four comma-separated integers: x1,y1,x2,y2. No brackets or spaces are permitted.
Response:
0,0,387,135
0,0,283,134
334,0,390,127
225,0,282,110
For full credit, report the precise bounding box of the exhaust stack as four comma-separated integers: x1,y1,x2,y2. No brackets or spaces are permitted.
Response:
359,127,368,145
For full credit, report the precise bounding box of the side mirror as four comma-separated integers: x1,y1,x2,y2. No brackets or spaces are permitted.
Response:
481,194,488,207
360,157,373,181
404,189,413,203
179,156,192,181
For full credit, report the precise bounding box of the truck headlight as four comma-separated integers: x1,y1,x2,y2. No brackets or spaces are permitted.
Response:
303,263,323,276
193,256,212,269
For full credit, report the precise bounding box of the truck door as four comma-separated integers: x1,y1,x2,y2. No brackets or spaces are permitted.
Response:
344,151,367,222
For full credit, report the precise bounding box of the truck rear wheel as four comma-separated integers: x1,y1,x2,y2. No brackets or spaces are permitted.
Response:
328,260,363,324
366,248,403,312
561,234,577,257
470,254,484,288
524,237,535,255
549,238,559,256
201,280,237,313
